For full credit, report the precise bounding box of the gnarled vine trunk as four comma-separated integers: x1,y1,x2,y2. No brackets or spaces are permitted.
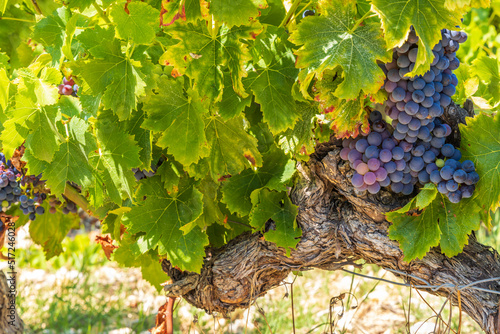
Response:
162,101,500,333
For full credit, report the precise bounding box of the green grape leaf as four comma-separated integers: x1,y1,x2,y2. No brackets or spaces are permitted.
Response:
205,115,262,181
110,2,160,45
454,63,479,105
290,0,390,99
122,177,208,272
123,107,152,170
74,26,146,119
142,76,208,166
65,0,93,11
279,102,318,158
33,7,69,64
388,184,481,261
222,145,295,216
244,26,299,134
460,112,500,226
156,159,182,192
160,0,203,26
444,0,490,10
216,73,252,120
471,56,500,107
89,110,142,205
370,0,464,77
160,21,261,101
138,252,170,292
0,0,8,15
17,67,61,106
24,117,97,197
181,177,225,233
250,188,300,255
0,67,9,111
25,105,61,162
58,95,83,118
1,92,37,159
29,202,80,258
210,0,266,27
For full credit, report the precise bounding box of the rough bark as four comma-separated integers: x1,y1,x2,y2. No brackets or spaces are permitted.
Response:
162,101,500,333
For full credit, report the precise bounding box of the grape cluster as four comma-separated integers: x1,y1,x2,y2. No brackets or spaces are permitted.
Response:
384,27,465,143
0,153,47,220
133,168,156,181
340,28,479,203
58,76,79,97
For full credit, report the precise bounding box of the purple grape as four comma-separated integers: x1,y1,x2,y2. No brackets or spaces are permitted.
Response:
413,78,426,90
398,111,412,124
453,169,467,183
365,146,380,159
370,110,383,122
412,90,425,103
340,148,351,160
418,126,431,140
441,144,455,157
399,141,413,152
385,161,397,174
441,73,451,86
367,182,381,194
431,137,445,148
440,166,455,180
446,179,459,192
368,158,381,171
382,138,396,150
411,145,425,157
437,181,449,194
410,157,425,172
392,147,404,160
451,149,462,161
408,48,418,62
372,120,387,133
356,162,369,175
351,173,364,187
348,149,362,163
397,55,410,68
355,139,369,153
391,182,404,193
461,185,474,198
379,149,393,163
447,190,462,203
390,171,404,183
396,122,409,133
408,118,421,131
462,160,475,173
422,150,436,164
404,101,419,115
367,132,382,146
418,170,430,183
402,183,414,195
421,97,434,108
375,167,388,181
465,171,479,185
379,177,391,187
364,172,377,185
442,84,456,97
430,170,442,184
387,68,402,82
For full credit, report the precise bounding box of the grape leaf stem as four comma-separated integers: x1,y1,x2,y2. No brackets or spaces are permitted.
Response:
92,1,111,24
349,10,376,34
279,0,302,28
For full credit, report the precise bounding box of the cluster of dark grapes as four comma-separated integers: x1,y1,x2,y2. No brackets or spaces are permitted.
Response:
133,168,156,181
58,76,79,97
0,153,47,220
133,158,165,181
340,28,479,203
